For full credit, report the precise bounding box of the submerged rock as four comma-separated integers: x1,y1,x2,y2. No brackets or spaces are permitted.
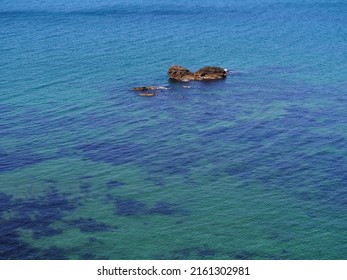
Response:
132,86,168,91
132,85,168,97
168,65,227,81
139,92,156,97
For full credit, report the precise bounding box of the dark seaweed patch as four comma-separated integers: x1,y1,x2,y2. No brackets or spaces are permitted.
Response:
112,196,190,217
40,246,67,260
0,218,68,259
0,189,75,259
114,197,146,216
0,225,66,259
0,227,33,259
79,142,141,165
222,112,347,210
197,248,217,257
33,227,64,238
80,183,92,193
106,180,125,188
19,189,75,215
67,218,112,233
0,193,13,214
18,190,75,238
0,150,52,173
149,151,196,175
147,148,201,176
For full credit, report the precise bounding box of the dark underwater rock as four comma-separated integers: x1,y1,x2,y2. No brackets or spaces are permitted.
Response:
67,218,111,233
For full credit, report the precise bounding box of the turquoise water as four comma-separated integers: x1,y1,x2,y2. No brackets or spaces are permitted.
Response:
0,0,346,259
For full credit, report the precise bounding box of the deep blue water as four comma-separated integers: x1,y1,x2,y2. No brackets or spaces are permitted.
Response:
0,0,346,259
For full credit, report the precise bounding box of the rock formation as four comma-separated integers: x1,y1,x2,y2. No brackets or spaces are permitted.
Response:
167,65,195,81
138,92,156,97
132,65,227,96
194,66,227,80
168,65,227,81
132,85,168,97
132,86,167,91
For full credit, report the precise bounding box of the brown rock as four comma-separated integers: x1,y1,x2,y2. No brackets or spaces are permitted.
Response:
132,86,168,91
146,86,159,90
194,66,227,80
139,92,156,97
168,65,195,81
168,65,227,81
132,86,148,91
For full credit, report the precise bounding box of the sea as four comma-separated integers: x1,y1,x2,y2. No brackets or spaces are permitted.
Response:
0,0,346,259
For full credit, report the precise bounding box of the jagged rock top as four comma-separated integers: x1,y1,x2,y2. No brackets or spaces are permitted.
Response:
168,65,227,81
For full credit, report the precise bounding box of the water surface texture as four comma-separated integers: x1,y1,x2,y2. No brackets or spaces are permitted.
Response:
0,0,346,259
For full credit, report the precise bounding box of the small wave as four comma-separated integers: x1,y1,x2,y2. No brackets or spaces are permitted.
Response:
228,70,249,76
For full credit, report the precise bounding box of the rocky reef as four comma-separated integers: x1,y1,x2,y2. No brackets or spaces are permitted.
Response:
168,65,227,81
132,86,168,91
132,65,228,96
138,92,156,97
132,86,168,97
